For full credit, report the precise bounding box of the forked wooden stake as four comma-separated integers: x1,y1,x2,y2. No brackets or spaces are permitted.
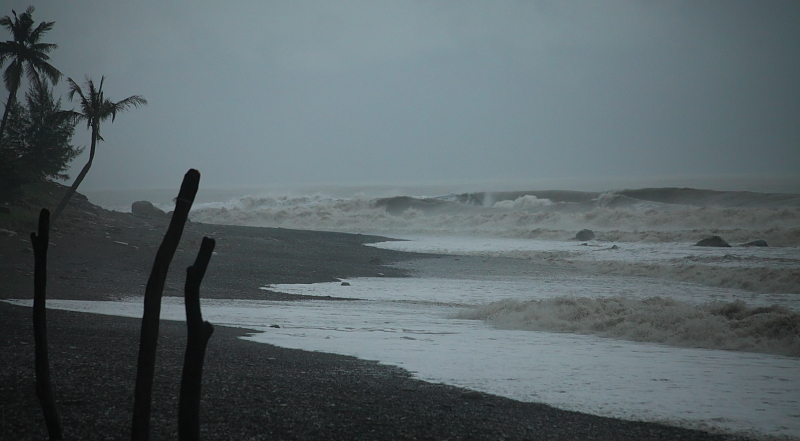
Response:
178,237,216,441
132,169,200,441
31,209,63,440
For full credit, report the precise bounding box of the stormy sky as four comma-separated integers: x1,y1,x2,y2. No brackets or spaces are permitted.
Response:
5,1,800,191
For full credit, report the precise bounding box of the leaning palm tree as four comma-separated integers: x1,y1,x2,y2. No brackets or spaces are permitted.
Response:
51,76,146,223
0,6,61,142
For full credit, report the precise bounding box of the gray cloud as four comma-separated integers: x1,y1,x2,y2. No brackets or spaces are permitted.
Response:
5,0,798,190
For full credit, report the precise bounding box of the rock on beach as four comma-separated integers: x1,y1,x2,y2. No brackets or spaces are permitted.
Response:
131,200,167,218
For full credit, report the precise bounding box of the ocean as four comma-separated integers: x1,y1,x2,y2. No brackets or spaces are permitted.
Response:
11,182,800,438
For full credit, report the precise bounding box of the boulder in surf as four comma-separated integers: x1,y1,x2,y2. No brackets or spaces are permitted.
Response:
575,229,595,241
694,236,731,247
741,239,768,247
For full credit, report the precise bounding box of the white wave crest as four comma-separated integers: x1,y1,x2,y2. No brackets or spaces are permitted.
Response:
456,296,800,357
190,193,800,246
493,195,553,210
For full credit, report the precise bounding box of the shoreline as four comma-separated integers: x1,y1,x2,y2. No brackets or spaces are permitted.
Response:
0,302,746,440
0,201,751,439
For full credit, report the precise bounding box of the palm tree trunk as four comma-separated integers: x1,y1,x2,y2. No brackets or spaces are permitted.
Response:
51,125,96,223
0,91,17,143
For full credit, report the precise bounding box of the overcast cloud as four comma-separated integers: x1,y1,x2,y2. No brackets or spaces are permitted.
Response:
5,1,799,190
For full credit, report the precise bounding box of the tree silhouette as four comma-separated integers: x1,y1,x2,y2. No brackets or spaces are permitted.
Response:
52,76,146,223
0,80,79,202
0,6,61,142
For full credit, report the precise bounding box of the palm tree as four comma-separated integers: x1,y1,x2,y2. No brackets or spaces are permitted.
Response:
52,76,147,223
0,6,61,142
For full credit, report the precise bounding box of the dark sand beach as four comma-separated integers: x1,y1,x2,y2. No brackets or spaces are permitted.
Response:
0,195,749,440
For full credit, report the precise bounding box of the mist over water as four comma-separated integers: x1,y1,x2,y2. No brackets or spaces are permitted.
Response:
175,185,800,245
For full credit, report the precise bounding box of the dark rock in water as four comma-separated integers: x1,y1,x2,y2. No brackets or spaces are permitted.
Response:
742,240,768,247
610,245,619,250
694,236,731,247
269,324,280,328
340,282,351,286
131,201,167,218
369,257,383,265
575,229,595,241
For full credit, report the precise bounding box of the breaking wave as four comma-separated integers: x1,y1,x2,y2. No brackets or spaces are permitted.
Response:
473,248,800,294
188,188,800,246
456,297,800,357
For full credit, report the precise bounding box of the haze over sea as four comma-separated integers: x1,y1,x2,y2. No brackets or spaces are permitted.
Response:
35,176,797,439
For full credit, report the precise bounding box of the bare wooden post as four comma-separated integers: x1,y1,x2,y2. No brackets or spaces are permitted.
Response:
132,169,200,441
31,209,63,440
178,237,216,441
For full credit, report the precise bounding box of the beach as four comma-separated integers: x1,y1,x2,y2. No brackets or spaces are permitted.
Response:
0,194,751,440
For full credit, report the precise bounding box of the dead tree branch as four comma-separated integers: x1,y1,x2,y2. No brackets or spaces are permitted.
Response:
178,237,216,441
132,169,200,441
31,209,63,440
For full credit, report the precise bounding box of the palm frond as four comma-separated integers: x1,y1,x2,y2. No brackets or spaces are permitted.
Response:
109,95,148,122
30,42,57,55
27,57,61,84
2,58,21,92
53,109,85,125
28,20,55,44
65,77,85,103
63,75,147,139
0,16,12,31
0,43,11,66
87,76,99,100
11,9,34,43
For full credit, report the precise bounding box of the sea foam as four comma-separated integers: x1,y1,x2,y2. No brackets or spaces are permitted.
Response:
188,189,800,246
456,296,800,357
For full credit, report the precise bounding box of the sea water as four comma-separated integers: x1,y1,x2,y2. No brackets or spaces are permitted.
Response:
9,185,800,439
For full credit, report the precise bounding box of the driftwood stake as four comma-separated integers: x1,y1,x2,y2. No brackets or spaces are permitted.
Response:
178,237,216,441
132,169,200,441
31,209,63,440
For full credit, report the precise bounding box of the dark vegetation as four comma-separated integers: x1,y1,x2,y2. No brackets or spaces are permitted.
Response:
0,6,61,145
50,76,146,223
1,6,65,202
0,80,80,202
0,6,146,220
